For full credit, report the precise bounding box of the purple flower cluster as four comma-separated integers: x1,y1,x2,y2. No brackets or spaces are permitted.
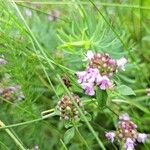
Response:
76,51,127,96
0,55,25,102
0,85,25,101
105,113,149,150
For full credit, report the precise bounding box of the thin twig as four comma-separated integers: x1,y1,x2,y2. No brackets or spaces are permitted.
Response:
0,121,26,150
72,120,91,150
12,1,150,10
0,112,57,129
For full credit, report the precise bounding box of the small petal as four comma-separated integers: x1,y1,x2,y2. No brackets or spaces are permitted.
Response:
86,50,94,60
119,113,130,121
146,88,150,92
117,57,127,71
96,74,102,84
97,76,112,90
25,9,32,17
0,58,7,65
76,71,87,83
137,133,147,143
48,15,53,21
105,132,115,143
125,138,135,150
86,68,99,82
146,88,150,96
81,82,95,96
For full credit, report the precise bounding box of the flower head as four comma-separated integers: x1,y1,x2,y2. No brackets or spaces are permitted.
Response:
76,51,127,95
89,52,117,77
106,113,149,150
57,94,85,121
0,85,24,101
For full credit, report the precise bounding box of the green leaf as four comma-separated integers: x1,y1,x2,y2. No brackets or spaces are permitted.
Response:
65,122,73,129
117,85,136,96
64,127,75,144
96,88,108,108
81,113,92,122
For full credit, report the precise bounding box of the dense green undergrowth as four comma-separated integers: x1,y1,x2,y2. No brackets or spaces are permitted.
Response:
0,0,150,150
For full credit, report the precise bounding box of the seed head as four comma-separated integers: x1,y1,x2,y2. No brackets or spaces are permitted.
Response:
57,94,84,121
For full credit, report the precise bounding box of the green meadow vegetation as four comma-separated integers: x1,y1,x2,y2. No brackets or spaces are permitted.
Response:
0,0,150,149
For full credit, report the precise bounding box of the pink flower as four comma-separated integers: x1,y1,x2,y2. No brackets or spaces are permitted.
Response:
86,68,99,82
81,82,95,96
97,76,112,90
76,68,100,96
119,113,130,121
137,133,147,143
125,138,135,150
117,57,127,71
106,113,149,149
86,50,94,60
76,71,87,83
105,132,115,143
76,68,99,84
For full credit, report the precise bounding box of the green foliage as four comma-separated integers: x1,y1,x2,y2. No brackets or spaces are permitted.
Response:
96,88,108,109
116,85,136,96
0,0,150,150
64,127,75,144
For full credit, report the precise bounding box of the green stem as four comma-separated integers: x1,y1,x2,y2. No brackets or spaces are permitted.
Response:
72,121,91,150
60,139,68,150
0,112,57,130
57,75,106,150
0,140,9,150
16,3,67,22
10,1,106,149
88,0,134,61
14,1,150,10
0,121,26,150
